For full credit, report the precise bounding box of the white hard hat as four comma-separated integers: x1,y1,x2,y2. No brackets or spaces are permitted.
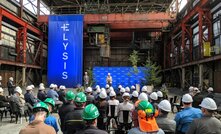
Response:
49,84,55,88
120,88,125,93
26,86,33,91
150,92,158,101
182,94,193,103
109,87,114,92
138,92,148,101
108,73,110,75
15,86,22,94
99,91,107,99
95,85,100,89
30,85,35,89
122,92,130,97
39,83,44,87
110,91,116,97
60,85,66,90
9,77,13,81
158,100,171,112
157,91,163,98
54,84,58,88
207,87,213,92
0,76,2,81
142,86,148,92
86,87,92,93
101,88,106,93
125,87,130,92
105,84,110,89
0,87,4,92
96,87,101,93
194,87,200,93
131,85,135,90
199,97,217,110
39,86,45,90
132,91,139,97
189,86,194,92
118,85,122,89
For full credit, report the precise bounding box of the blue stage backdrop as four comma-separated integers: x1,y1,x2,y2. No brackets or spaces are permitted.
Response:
48,15,83,87
93,67,146,91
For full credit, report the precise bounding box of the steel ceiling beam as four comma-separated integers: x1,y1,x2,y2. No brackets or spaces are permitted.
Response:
0,7,42,35
38,12,173,29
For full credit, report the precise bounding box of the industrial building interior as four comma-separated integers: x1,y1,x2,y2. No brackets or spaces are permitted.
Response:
0,0,221,133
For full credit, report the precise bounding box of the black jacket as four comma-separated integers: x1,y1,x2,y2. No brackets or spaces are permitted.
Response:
75,126,108,134
58,90,66,103
37,91,47,101
58,103,75,132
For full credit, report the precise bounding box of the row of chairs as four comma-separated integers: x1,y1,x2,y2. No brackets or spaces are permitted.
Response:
0,101,30,124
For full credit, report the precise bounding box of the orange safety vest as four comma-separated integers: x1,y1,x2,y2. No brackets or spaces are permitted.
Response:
138,117,159,133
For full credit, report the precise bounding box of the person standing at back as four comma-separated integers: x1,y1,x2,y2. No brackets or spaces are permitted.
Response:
75,104,108,134
84,71,90,87
7,77,15,96
174,94,202,134
106,73,112,86
186,97,221,134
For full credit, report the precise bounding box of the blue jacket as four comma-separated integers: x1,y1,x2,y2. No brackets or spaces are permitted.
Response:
47,89,59,101
29,115,59,132
175,107,202,133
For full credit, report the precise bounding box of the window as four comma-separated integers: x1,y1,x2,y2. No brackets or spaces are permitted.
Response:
1,25,16,48
213,20,220,37
193,26,199,47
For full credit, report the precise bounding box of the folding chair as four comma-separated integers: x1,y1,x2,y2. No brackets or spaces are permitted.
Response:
107,105,118,132
64,119,85,134
9,101,21,124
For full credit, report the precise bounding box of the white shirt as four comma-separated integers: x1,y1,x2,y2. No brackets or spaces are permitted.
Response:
108,99,119,117
118,101,134,123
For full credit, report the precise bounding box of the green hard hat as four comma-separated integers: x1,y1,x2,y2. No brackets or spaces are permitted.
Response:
82,104,100,120
138,100,154,114
75,92,87,103
44,98,55,107
33,102,49,116
65,91,75,101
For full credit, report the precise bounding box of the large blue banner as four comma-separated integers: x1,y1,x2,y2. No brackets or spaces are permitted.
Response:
48,15,83,87
93,67,146,91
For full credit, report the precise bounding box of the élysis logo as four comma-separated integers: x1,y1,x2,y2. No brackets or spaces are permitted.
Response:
48,15,83,87
61,23,69,79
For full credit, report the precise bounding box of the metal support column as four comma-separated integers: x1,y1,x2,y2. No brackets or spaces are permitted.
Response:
199,64,203,90
198,10,203,59
37,0,40,17
181,23,185,64
181,67,185,89
19,0,24,18
22,67,26,87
